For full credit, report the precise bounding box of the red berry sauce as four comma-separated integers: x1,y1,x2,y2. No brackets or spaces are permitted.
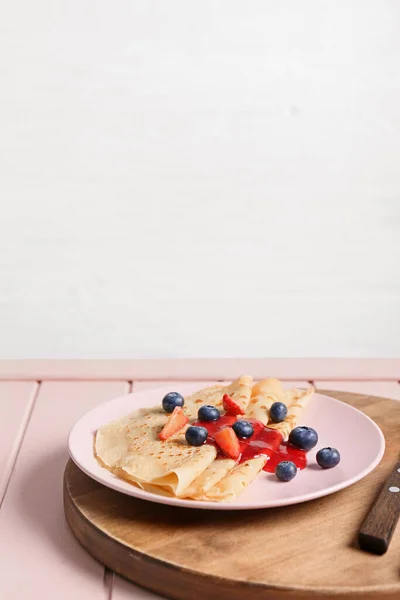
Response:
192,415,308,471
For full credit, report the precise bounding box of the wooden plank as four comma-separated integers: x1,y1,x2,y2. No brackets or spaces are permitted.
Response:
314,380,400,401
0,381,39,505
0,380,129,600
0,359,399,381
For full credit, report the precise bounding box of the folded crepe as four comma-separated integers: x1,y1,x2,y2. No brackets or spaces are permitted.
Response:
95,406,216,496
267,385,315,440
94,377,252,499
194,456,267,502
95,377,314,503
164,376,252,498
183,375,253,420
181,458,236,499
246,377,285,424
197,384,315,502
246,378,314,428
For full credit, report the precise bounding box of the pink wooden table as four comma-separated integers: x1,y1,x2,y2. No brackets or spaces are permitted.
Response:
0,359,399,599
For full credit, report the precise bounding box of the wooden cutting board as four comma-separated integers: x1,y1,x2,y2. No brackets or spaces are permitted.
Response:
64,390,400,600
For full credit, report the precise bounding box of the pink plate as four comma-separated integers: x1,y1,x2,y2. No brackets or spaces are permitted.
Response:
68,383,385,510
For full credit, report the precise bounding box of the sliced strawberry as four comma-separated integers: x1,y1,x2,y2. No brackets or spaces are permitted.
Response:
158,407,189,441
222,393,245,416
214,427,241,460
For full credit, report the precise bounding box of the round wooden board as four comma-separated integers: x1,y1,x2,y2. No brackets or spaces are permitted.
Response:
64,390,400,600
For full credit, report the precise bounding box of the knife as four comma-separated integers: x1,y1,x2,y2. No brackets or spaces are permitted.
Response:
358,457,400,555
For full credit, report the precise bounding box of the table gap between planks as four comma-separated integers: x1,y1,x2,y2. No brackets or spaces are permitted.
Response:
0,360,399,599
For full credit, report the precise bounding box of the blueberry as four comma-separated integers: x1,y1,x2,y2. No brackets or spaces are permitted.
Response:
289,426,318,451
198,405,220,422
316,447,341,469
269,402,288,423
275,461,297,482
232,420,254,439
162,392,184,413
185,426,208,446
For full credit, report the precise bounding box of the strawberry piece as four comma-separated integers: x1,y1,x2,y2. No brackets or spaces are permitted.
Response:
222,393,245,416
159,407,188,441
214,427,241,460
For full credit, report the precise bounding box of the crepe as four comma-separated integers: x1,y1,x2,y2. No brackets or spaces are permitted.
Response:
267,385,315,440
95,376,315,503
197,456,267,502
148,376,251,498
184,375,253,420
246,378,314,428
246,377,285,424
95,406,216,496
198,384,315,502
181,458,236,498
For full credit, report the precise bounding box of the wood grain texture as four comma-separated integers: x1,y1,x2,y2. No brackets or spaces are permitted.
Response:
64,391,400,600
0,358,399,380
0,380,129,600
0,381,38,505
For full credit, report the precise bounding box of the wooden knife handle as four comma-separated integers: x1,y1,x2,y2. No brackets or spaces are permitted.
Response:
358,461,400,555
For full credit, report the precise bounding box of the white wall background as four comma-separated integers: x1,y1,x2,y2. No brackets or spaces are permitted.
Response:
0,1,399,358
